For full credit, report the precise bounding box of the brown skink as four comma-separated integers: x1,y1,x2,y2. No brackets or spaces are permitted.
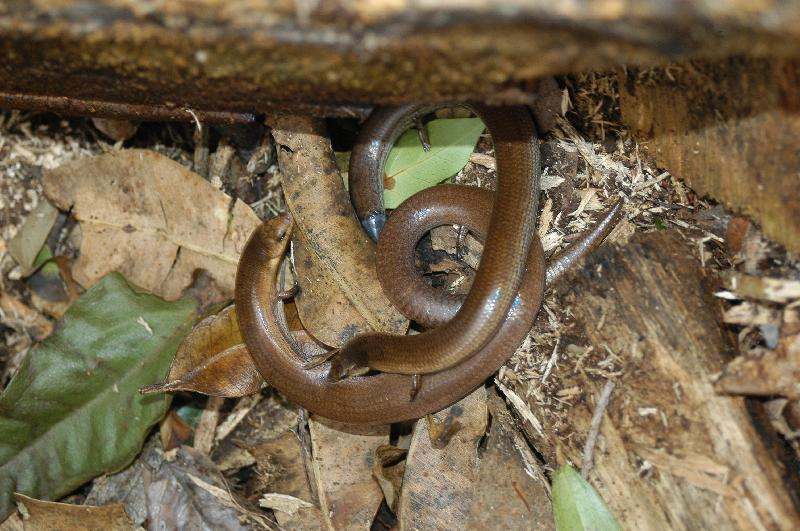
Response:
338,104,541,376
374,184,623,329
235,199,621,424
236,212,544,424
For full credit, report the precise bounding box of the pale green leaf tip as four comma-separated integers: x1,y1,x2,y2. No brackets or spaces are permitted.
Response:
552,464,621,531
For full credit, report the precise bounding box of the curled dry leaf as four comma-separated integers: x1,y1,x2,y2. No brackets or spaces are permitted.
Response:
140,305,264,397
13,494,133,531
398,387,488,531
372,445,407,513
142,345,262,397
43,149,260,301
270,115,407,347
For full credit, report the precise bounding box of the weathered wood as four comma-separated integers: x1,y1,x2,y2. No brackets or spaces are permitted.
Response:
1,1,799,118
619,57,800,254
518,230,799,529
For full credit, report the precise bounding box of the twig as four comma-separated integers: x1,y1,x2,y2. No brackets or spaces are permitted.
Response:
541,337,560,383
495,379,545,438
194,396,225,455
581,380,616,478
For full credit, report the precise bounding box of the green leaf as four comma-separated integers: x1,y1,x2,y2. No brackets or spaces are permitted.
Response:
383,117,485,209
552,465,621,531
0,273,198,520
31,245,59,276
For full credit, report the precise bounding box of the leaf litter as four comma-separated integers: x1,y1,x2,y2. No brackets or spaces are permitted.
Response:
1,66,799,530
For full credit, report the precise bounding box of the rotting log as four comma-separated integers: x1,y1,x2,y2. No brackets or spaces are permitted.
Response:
1,1,800,120
619,57,800,255
511,230,799,529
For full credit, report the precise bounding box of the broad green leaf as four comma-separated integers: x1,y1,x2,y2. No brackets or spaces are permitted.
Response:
552,465,621,531
383,117,484,209
0,273,198,520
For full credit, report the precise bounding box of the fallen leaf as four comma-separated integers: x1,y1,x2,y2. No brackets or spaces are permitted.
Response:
465,391,554,529
247,431,325,529
160,409,194,451
383,117,485,209
7,200,58,275
142,344,262,398
309,417,389,529
84,436,163,528
43,149,261,300
270,116,407,347
169,305,242,376
372,445,407,513
13,494,133,531
292,229,376,346
398,387,488,530
259,493,313,515
551,465,621,531
92,118,139,142
146,446,255,530
0,272,198,521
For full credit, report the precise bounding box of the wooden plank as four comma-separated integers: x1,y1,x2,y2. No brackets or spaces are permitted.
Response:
0,2,799,117
619,57,800,254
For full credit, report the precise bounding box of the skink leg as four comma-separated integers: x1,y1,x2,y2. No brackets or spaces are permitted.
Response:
414,116,431,151
410,374,422,400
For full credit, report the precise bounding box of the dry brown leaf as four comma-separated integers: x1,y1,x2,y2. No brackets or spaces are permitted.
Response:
247,431,325,530
146,446,253,530
292,230,376,347
170,304,242,378
0,512,23,531
43,149,260,300
140,305,264,397
160,409,194,451
465,391,554,529
715,334,800,398
372,445,407,513
13,494,133,531
309,417,389,529
398,387,488,530
142,344,262,397
92,118,139,142
271,116,407,346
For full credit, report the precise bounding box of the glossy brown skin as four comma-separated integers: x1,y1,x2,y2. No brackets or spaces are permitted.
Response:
235,212,546,424
377,184,624,328
340,104,541,375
